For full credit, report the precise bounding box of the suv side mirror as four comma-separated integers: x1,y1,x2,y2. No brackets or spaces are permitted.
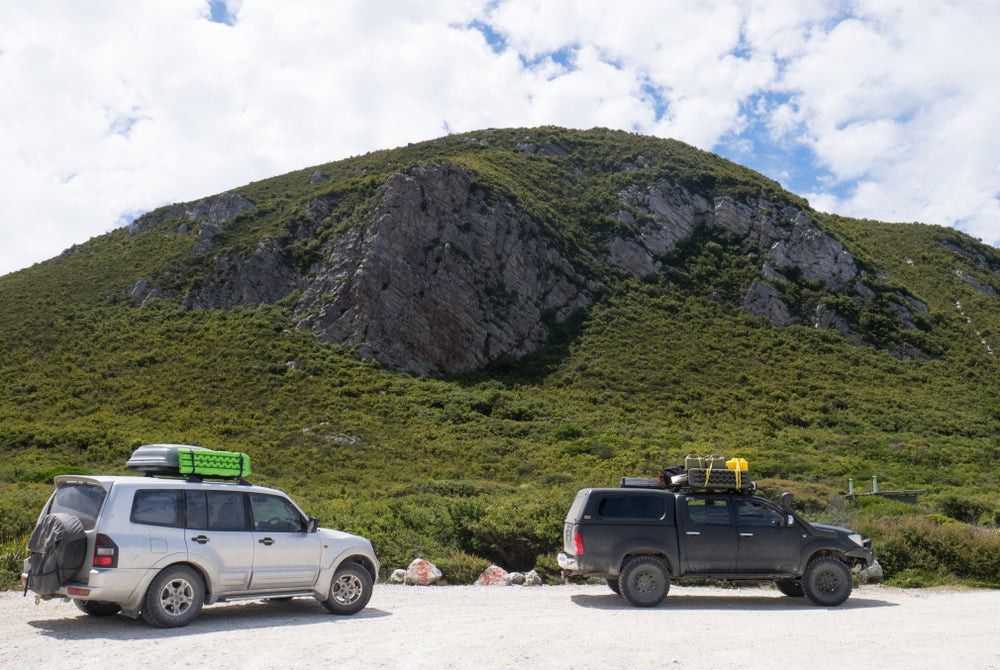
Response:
787,514,795,527
306,517,318,533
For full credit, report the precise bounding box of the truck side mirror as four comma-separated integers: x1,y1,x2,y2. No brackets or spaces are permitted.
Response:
780,492,795,514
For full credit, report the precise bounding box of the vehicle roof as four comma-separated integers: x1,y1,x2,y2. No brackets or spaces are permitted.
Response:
580,487,764,499
53,474,286,496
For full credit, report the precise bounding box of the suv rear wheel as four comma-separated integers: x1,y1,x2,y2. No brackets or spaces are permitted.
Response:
141,565,205,628
74,599,122,617
321,561,373,615
802,556,852,607
618,556,670,607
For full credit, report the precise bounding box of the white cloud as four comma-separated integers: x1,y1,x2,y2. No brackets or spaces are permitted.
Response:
1,0,999,276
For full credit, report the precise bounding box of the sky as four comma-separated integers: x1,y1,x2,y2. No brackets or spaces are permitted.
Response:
2,0,999,277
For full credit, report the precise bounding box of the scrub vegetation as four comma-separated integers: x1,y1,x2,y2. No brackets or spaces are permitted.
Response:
2,127,1000,587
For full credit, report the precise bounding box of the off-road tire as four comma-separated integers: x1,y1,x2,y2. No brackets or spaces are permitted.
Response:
775,580,805,598
141,565,205,628
74,599,122,617
321,561,373,615
618,556,670,608
802,556,852,607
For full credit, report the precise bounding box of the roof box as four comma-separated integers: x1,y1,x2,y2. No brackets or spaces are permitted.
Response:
126,444,251,478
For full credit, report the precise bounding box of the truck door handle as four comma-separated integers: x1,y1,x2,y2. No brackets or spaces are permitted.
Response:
259,537,275,546
739,532,754,537
191,535,210,544
686,531,701,536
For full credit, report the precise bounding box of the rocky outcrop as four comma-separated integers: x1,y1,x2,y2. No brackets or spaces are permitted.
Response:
186,192,255,225
182,243,305,309
766,218,857,290
124,160,900,372
293,164,594,374
742,280,794,328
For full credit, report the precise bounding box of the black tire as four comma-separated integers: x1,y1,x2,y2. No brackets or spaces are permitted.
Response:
321,561,373,615
618,556,670,608
74,599,122,617
606,577,621,595
141,565,205,628
775,580,805,598
802,556,853,607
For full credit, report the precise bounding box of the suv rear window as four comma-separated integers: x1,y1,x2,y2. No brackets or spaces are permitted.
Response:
50,483,107,530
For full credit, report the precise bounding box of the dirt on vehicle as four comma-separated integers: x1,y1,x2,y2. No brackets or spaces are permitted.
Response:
3,583,999,669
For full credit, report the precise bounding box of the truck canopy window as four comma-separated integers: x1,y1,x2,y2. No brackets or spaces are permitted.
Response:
597,495,664,519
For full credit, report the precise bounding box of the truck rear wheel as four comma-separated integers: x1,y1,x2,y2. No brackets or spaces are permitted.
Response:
606,577,621,595
803,556,852,606
619,556,670,607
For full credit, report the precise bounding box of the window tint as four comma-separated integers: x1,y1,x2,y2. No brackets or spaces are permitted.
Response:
184,491,247,531
685,499,731,525
250,494,306,532
597,495,664,519
131,489,184,527
186,491,208,530
50,484,107,530
735,500,784,527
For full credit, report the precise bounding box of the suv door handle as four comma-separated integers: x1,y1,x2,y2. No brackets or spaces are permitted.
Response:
686,531,701,536
259,537,275,546
191,535,210,544
739,532,754,537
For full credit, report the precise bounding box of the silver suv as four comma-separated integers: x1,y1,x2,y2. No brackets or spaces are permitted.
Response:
22,446,379,628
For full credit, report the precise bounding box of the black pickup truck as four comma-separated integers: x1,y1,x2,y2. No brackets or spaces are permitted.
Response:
557,486,875,607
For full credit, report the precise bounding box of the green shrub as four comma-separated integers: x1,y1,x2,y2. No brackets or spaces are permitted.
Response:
855,515,1000,586
433,550,491,585
0,536,27,589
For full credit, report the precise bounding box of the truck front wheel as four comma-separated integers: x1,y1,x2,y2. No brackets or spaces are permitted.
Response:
803,556,852,606
619,556,670,607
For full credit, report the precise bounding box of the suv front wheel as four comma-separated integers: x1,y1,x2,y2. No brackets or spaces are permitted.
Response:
142,565,205,628
321,561,373,615
618,556,670,607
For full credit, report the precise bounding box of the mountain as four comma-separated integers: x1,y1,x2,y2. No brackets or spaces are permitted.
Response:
2,126,999,583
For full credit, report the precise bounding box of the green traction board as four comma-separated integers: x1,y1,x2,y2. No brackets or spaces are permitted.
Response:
178,448,251,477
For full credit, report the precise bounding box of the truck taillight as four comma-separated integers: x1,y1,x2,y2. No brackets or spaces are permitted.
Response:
574,530,584,555
93,534,118,568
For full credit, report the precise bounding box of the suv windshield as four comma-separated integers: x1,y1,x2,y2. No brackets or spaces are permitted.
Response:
50,483,107,529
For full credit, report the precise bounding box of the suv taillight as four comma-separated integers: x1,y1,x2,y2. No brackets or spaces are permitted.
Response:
93,534,118,568
574,529,584,555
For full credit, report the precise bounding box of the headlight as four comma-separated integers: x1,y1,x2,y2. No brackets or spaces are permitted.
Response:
848,532,863,547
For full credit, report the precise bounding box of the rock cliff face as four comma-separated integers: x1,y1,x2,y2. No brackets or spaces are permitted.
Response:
127,158,900,373
293,164,593,374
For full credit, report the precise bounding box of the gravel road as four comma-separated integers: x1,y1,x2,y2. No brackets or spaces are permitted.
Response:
3,583,998,669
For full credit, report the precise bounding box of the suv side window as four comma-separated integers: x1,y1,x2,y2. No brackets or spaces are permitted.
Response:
131,489,184,527
186,491,247,531
250,494,306,532
596,495,664,520
684,498,731,525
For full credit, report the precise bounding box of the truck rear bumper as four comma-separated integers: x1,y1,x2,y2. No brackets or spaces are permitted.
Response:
556,553,579,571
